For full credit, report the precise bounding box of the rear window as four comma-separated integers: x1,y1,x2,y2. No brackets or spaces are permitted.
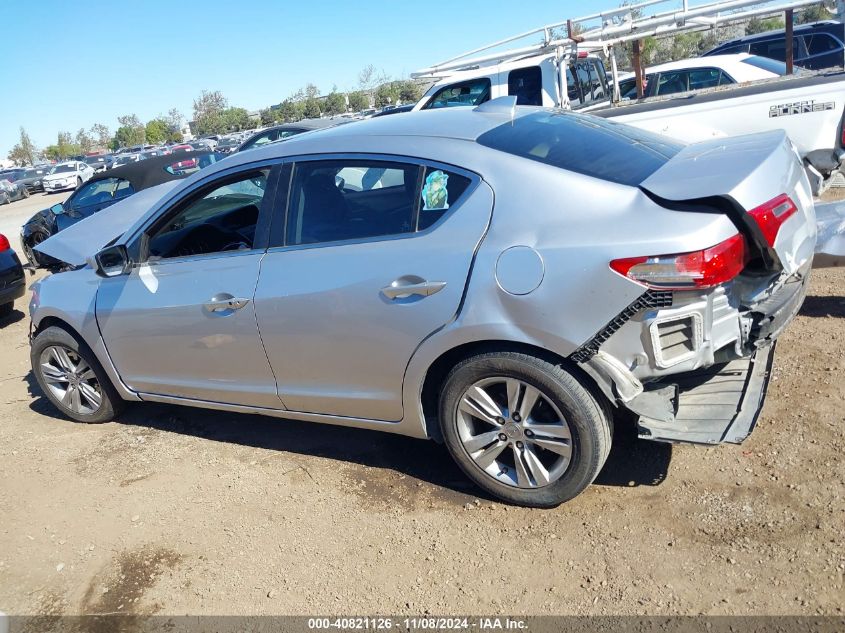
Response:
476,110,683,186
740,55,790,75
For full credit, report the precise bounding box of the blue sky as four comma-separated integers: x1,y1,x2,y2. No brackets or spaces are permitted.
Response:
1,0,636,156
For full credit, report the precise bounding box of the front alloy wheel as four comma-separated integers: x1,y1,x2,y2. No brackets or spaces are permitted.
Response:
31,326,124,423
39,345,103,415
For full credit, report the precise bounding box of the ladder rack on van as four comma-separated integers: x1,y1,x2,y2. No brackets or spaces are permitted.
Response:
412,0,839,87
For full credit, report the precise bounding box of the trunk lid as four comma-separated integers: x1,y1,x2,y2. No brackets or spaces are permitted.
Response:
640,130,816,276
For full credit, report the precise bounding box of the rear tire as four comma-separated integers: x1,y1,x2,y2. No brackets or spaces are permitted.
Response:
438,351,611,507
0,302,12,318
31,326,124,423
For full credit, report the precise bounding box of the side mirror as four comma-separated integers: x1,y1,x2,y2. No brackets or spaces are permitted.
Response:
91,245,130,278
49,203,64,215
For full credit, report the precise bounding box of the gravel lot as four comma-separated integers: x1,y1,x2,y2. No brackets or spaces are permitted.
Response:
0,190,842,619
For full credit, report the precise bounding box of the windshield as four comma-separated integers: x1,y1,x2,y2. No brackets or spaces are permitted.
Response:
477,110,684,187
24,169,42,178
50,165,76,174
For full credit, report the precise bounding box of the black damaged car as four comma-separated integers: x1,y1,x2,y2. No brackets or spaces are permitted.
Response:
21,151,221,268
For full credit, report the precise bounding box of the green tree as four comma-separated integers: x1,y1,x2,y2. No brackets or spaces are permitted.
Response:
42,145,62,161
53,132,81,160
7,127,38,165
797,4,828,24
221,107,251,131
145,118,169,144
277,99,304,122
303,97,322,119
76,128,94,154
324,92,347,115
746,16,785,35
397,80,421,104
115,114,145,146
347,91,369,112
260,108,277,126
90,123,111,148
193,90,228,135
375,83,400,108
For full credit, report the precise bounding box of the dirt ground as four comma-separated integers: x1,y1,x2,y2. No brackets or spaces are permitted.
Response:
0,263,842,618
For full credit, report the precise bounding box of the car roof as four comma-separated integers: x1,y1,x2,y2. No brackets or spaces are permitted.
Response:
715,20,841,45
204,107,528,180
87,150,214,191
617,53,776,80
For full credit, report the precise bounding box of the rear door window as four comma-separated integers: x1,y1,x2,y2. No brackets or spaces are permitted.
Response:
284,160,475,244
804,33,841,56
654,70,689,95
423,79,491,109
287,160,418,245
688,68,725,90
749,37,805,61
507,66,543,106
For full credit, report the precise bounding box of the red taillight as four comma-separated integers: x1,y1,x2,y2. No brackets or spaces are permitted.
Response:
610,233,748,290
0,234,10,252
747,194,798,248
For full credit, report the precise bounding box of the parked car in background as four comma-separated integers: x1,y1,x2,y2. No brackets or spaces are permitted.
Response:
29,104,815,507
17,167,50,193
616,54,791,99
42,161,95,193
112,154,141,168
0,168,27,183
237,119,346,152
83,155,114,172
21,151,221,268
215,137,241,153
704,21,845,70
372,104,414,117
170,144,193,152
0,179,30,204
0,233,25,318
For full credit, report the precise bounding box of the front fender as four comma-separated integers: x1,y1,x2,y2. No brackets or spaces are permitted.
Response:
30,270,140,401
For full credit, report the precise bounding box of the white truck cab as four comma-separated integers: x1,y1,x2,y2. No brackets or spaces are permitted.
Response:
412,53,611,112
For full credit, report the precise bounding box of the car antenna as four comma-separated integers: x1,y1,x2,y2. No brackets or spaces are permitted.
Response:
474,96,518,119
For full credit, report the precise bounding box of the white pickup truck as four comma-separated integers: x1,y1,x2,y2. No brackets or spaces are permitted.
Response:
412,51,845,193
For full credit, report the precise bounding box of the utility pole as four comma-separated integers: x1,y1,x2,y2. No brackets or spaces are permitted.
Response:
633,40,644,99
785,8,794,75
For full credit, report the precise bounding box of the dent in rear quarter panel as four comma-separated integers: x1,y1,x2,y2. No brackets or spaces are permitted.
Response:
30,269,141,401
400,154,741,436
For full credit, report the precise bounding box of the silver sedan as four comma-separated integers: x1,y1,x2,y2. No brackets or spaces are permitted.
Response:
28,98,816,506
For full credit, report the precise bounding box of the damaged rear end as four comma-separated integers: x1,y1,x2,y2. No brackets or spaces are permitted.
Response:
576,130,816,445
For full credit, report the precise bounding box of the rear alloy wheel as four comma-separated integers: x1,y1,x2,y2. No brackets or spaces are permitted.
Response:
439,351,611,507
31,326,124,423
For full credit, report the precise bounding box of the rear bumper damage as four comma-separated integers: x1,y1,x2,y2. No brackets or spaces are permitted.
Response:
574,262,810,445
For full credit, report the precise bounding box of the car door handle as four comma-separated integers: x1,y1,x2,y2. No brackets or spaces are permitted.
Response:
380,280,447,300
204,296,250,312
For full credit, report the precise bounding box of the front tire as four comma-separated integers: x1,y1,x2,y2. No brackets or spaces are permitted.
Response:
76,177,82,189
31,326,124,423
438,351,611,507
0,302,12,318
